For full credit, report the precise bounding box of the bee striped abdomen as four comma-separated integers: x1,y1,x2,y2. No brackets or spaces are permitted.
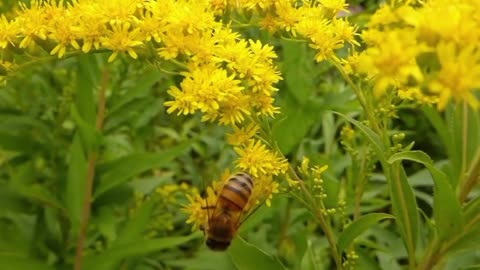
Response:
219,173,253,211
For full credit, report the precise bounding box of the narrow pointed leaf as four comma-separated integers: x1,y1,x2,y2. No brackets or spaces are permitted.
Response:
83,232,202,270
388,150,463,240
94,142,190,198
228,237,287,270
338,213,395,252
66,134,88,237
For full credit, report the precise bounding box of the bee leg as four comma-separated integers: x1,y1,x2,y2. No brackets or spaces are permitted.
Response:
199,225,206,236
201,205,216,210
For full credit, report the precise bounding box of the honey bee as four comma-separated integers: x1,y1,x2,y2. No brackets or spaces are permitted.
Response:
202,172,255,251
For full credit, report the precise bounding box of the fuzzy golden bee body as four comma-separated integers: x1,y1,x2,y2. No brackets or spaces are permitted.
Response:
203,172,254,251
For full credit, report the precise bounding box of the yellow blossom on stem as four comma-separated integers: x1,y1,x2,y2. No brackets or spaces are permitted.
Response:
227,123,260,146
429,42,480,110
17,0,48,48
234,139,288,177
100,22,143,62
353,0,480,109
0,15,17,49
319,0,349,13
48,9,81,58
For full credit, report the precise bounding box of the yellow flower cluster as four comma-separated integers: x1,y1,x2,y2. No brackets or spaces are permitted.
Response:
164,38,282,126
220,0,358,62
348,0,480,109
1,0,288,232
1,1,281,122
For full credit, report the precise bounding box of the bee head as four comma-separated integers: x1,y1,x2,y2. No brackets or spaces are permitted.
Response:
206,237,230,251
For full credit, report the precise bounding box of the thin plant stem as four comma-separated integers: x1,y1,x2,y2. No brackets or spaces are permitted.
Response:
460,101,468,188
459,147,480,203
286,166,343,270
329,60,381,134
354,151,368,220
73,70,109,270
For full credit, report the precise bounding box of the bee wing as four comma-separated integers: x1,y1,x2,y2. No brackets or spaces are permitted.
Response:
201,172,226,228
235,190,271,229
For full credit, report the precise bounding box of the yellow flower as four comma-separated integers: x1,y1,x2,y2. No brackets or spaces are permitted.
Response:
250,92,280,117
249,39,277,63
312,164,328,178
47,7,81,58
133,8,164,43
96,0,141,26
429,42,480,110
100,22,143,62
227,123,260,146
358,29,425,96
70,1,105,53
357,0,480,109
319,0,348,13
299,157,310,174
17,0,48,48
234,139,288,177
274,0,301,35
164,65,247,124
217,95,252,125
367,4,398,28
0,15,17,49
397,87,438,105
331,18,359,47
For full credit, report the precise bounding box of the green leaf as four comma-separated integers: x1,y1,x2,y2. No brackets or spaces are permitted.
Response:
0,255,55,270
83,232,202,270
71,105,101,153
446,224,480,255
272,95,322,154
388,164,419,263
76,54,100,124
464,196,480,221
281,40,315,105
421,106,449,155
166,249,236,270
337,213,395,252
114,199,154,245
109,69,163,113
300,240,321,270
94,142,191,198
65,134,88,237
16,184,64,211
228,237,287,270
388,150,463,240
0,132,36,152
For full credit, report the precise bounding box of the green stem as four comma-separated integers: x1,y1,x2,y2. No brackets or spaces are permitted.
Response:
73,70,108,270
459,147,480,203
390,164,416,269
419,213,480,269
354,151,368,220
331,60,418,268
459,101,469,188
330,60,381,134
286,166,343,270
